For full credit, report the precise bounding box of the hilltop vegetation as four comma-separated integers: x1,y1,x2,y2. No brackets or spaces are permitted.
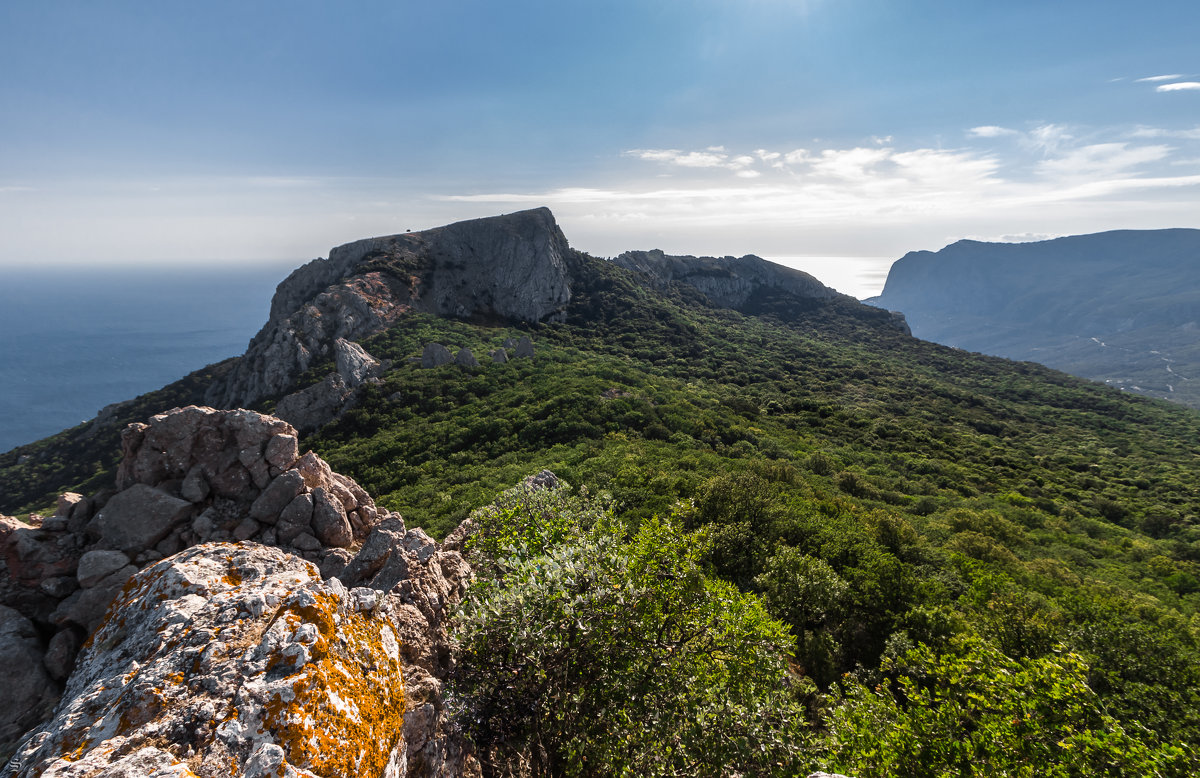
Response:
5,239,1200,772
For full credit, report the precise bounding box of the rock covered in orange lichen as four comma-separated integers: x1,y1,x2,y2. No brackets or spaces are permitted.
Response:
4,543,409,778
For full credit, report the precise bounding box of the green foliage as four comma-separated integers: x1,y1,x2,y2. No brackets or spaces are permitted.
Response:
453,486,809,777
824,635,1194,777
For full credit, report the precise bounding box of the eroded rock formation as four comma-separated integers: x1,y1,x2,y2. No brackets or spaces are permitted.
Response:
207,208,572,409
613,249,842,310
1,406,479,777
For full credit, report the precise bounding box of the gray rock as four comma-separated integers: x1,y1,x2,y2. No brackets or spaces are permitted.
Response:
43,627,83,682
502,337,518,349
491,348,508,363
421,342,454,368
292,532,323,552
334,338,381,387
0,606,58,760
232,516,261,541
5,544,416,778
273,372,351,432
279,492,315,527
96,483,193,555
613,249,841,310
76,549,131,588
339,518,408,587
249,469,306,522
180,463,211,502
263,433,300,470
204,208,571,409
514,335,535,358
455,347,479,367
311,487,352,548
38,576,78,599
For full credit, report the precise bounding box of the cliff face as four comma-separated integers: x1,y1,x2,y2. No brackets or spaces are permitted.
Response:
613,249,842,311
206,208,572,409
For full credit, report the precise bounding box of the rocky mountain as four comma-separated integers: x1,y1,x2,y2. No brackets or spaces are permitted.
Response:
205,207,573,411
5,209,1200,775
867,228,1200,409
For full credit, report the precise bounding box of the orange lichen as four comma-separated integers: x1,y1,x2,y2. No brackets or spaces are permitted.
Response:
258,592,406,777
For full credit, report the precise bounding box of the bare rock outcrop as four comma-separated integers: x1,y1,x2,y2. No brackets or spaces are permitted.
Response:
613,249,843,310
0,607,57,764
1,406,480,776
207,208,572,409
5,544,411,777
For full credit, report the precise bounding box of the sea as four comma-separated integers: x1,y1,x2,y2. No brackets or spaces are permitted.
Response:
0,255,895,455
0,263,296,453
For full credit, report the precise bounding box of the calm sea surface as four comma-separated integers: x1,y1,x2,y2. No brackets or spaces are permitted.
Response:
0,263,296,453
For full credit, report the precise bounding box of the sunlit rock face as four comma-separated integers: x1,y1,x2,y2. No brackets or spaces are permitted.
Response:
4,543,409,778
206,207,572,409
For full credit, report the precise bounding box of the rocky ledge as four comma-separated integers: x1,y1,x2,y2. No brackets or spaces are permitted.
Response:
1,406,480,777
206,208,572,410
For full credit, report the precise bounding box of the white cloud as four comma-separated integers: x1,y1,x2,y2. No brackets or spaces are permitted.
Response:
1131,125,1200,140
627,148,759,174
1038,143,1171,178
1157,82,1200,92
1136,74,1184,82
969,126,1018,138
1025,124,1075,153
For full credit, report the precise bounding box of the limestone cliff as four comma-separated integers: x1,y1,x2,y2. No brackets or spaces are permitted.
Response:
206,208,572,409
612,249,843,311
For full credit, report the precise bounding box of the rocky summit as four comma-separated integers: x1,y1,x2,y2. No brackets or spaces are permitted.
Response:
1,406,478,776
206,208,573,410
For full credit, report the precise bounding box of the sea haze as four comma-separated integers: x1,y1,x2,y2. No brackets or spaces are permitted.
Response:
0,262,296,453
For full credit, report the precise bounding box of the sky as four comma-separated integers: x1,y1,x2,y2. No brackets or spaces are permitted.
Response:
2,0,1199,298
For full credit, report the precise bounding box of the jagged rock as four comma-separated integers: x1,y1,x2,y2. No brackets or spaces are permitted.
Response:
117,406,298,493
96,483,193,555
501,337,518,349
310,488,352,548
513,336,534,358
0,606,58,764
273,373,351,433
0,516,82,591
4,544,413,778
51,563,138,634
490,348,508,363
75,549,131,588
249,469,306,522
334,338,381,387
264,433,299,471
613,249,842,311
455,347,479,367
206,208,571,409
421,343,454,368
42,627,83,682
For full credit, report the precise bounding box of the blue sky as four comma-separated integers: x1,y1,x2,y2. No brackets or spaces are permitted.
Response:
2,0,1198,295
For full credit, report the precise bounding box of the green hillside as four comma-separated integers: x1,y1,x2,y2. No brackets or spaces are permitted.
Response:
6,248,1200,773
306,252,1200,772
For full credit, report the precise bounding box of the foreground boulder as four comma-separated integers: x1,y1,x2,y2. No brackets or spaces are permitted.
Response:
5,544,410,777
1,406,479,776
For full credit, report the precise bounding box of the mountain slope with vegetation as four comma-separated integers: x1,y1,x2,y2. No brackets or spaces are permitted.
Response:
868,228,1200,409
4,210,1200,774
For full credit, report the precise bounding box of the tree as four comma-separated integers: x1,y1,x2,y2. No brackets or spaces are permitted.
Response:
452,483,809,777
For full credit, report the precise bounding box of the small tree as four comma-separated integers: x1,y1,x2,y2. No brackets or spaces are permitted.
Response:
452,484,809,777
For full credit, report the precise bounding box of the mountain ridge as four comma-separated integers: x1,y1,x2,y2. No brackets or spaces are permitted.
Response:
868,227,1200,408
